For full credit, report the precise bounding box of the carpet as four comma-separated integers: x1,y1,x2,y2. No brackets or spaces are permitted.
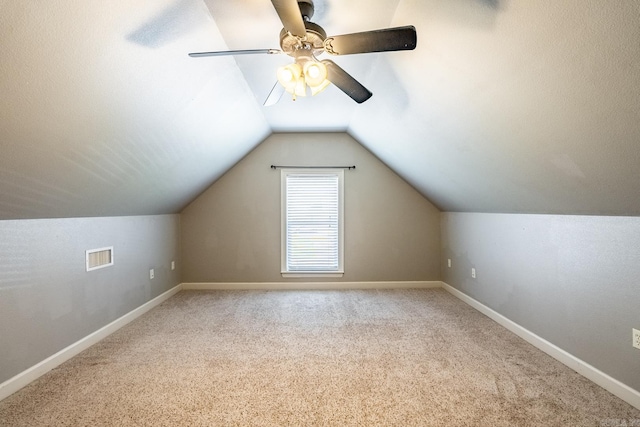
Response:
1,289,638,426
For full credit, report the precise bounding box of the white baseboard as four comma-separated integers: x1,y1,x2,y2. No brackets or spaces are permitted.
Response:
181,281,442,290
0,284,182,402
440,281,640,411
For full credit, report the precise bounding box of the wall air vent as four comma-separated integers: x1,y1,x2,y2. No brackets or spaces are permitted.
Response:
86,247,114,272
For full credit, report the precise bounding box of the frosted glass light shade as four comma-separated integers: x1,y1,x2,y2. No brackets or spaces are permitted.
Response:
277,63,302,93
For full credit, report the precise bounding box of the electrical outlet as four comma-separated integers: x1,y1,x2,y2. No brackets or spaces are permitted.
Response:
471,268,476,279
633,328,640,350
171,261,175,271
447,259,451,268
149,269,154,280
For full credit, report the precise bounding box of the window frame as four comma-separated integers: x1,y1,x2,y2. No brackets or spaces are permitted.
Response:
280,169,344,278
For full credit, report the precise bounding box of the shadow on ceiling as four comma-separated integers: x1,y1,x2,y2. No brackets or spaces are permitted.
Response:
428,0,507,31
127,0,208,48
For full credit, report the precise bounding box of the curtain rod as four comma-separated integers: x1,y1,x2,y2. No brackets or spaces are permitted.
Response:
270,165,356,170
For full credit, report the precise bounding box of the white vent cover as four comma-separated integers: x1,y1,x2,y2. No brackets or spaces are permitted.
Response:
86,247,114,271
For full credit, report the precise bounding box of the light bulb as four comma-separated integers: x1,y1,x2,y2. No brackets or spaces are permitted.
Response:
277,63,303,93
307,64,321,79
303,61,328,88
280,69,293,83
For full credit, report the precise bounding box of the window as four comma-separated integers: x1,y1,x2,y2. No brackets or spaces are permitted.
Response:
281,169,344,277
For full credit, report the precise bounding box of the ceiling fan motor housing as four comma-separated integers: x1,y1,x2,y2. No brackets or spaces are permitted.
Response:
279,20,326,57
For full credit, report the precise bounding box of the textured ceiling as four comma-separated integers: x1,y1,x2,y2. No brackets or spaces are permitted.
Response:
1,0,639,220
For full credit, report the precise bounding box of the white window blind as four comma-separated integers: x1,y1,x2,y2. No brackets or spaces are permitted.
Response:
282,170,344,275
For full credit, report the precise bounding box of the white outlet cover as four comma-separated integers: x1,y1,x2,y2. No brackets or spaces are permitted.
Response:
171,261,175,271
633,328,640,350
150,269,154,280
447,259,451,268
471,268,476,279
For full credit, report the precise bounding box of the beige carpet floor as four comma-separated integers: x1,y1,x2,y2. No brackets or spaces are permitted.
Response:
1,289,639,426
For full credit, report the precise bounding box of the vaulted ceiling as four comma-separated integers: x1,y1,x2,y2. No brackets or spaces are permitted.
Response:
1,0,639,220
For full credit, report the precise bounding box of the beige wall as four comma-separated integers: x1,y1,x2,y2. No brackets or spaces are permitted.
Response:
181,132,441,283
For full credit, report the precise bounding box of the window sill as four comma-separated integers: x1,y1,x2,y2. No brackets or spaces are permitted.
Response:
281,272,344,278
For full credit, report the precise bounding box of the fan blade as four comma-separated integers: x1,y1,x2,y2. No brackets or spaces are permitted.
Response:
271,0,307,37
264,82,285,107
324,25,417,55
323,60,372,104
188,49,282,57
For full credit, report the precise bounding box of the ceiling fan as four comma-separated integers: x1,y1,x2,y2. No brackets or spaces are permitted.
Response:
188,0,417,105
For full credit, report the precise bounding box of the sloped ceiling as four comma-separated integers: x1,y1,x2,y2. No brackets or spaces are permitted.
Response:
1,0,639,220
351,0,640,215
0,0,270,219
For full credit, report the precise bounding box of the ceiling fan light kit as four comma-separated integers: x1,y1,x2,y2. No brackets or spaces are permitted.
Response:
276,52,330,100
188,0,417,104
